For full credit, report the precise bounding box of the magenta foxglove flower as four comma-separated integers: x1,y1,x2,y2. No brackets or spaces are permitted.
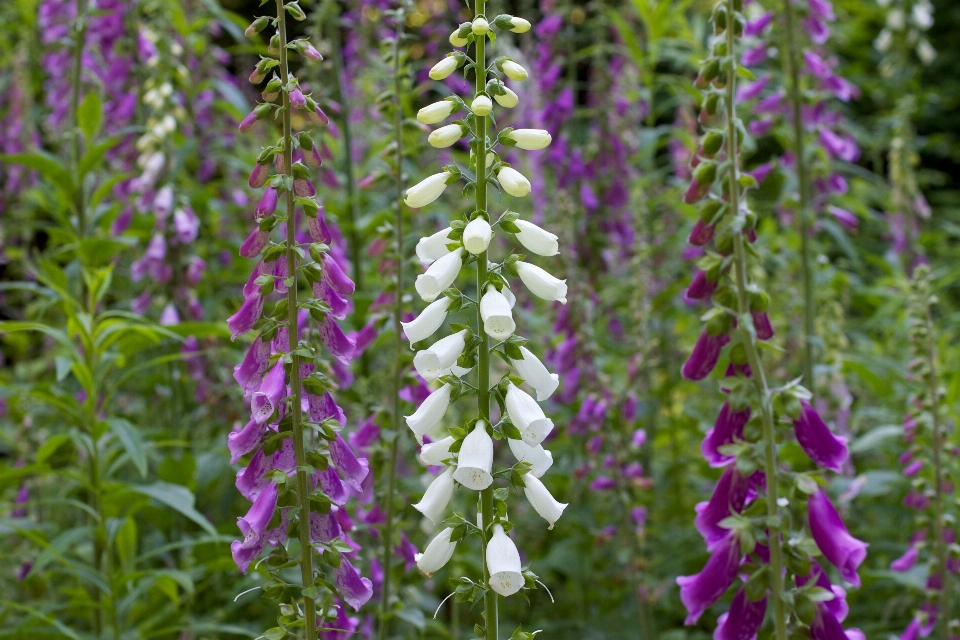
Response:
317,315,356,364
682,330,730,381
227,294,263,339
228,419,267,463
751,311,774,340
332,555,373,611
240,228,270,258
694,467,751,551
714,588,766,640
793,401,849,472
310,510,343,543
251,360,286,424
676,532,742,624
255,186,279,218
688,220,716,246
328,434,370,493
702,402,751,467
234,336,271,391
685,270,719,302
890,544,919,572
808,489,867,586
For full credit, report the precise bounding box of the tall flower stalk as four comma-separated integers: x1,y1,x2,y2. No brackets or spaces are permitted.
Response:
403,4,565,638
677,1,867,636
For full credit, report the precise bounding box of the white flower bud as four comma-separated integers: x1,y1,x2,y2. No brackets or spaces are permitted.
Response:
516,261,567,303
417,100,456,125
472,17,489,35
502,286,516,309
415,250,462,302
405,384,453,444
508,439,553,478
413,466,455,524
453,421,493,490
402,296,453,343
421,436,456,466
501,60,528,81
512,219,559,256
462,217,492,254
430,56,460,81
471,95,493,116
480,286,515,340
406,172,452,208
522,473,567,529
509,17,532,33
416,528,458,576
497,167,531,198
506,129,552,151
449,29,469,47
413,330,468,381
511,346,559,401
505,383,554,446
429,124,466,149
416,227,453,264
486,524,524,596
494,86,519,108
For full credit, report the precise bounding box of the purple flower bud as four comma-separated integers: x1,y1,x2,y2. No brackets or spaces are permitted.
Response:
827,206,858,232
695,467,751,551
321,253,355,295
315,467,349,505
793,401,849,472
737,75,770,102
289,87,306,109
332,556,373,611
160,304,180,326
796,562,849,622
714,588,767,640
301,42,323,61
702,402,751,467
239,111,259,133
313,279,351,320
742,44,768,67
590,476,616,491
676,532,742,624
248,162,270,189
251,360,286,424
688,219,716,246
752,311,774,340
682,331,730,381
294,177,316,197
307,390,346,424
903,460,923,477
236,447,273,501
186,256,206,286
173,207,199,244
890,545,919,572
309,105,329,127
631,428,647,448
317,315,356,364
308,208,333,243
256,187,279,218
804,17,830,45
240,228,270,258
351,321,377,354
903,490,929,510
227,294,263,339
808,489,868,586
685,270,719,302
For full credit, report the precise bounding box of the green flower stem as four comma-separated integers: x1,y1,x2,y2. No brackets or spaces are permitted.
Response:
71,0,87,236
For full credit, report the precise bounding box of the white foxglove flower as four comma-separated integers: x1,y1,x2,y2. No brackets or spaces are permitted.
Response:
472,17,489,35
480,286,515,340
506,129,552,151
471,95,493,116
508,17,531,33
498,167,531,198
420,436,456,466
406,172,452,208
516,261,567,303
416,250,462,302
402,296,453,343
511,346,559,401
486,524,524,596
417,100,456,124
429,124,466,149
452,421,493,490
502,286,516,309
416,227,453,264
429,56,459,80
513,219,559,256
462,217,492,255
508,439,553,478
449,29,469,47
521,473,567,530
501,60,528,81
413,330,468,381
505,383,554,446
416,528,458,576
413,466,455,524
494,86,519,108
405,384,453,444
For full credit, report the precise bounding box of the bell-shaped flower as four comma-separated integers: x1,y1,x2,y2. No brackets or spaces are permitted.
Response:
416,250,463,302
498,166,531,197
317,315,356,364
413,330,468,381
793,401,848,472
513,219,559,256
507,16,531,32
471,95,493,116
510,346,559,401
486,524,524,596
796,562,850,623
234,336,271,391
333,555,373,611
329,434,369,492
421,436,456,466
416,528,458,577
752,311,774,340
255,187,278,218
463,217,493,254
429,55,459,80
522,473,566,529
310,510,343,544
890,545,919,572
516,261,567,303
417,100,456,124
227,293,263,339
681,330,729,381
508,439,553,478
240,228,270,258
506,129,552,150
405,172,453,208
694,467,751,551
251,360,286,424
505,383,554,446
676,531,742,624
685,269,718,301
480,286,516,340
405,384,453,444
402,296,453,344
228,419,266,463
413,466,455,524
429,123,466,149
714,588,767,640
308,210,334,243
231,481,279,573
321,253,356,295
453,421,494,490
315,466,349,506
701,402,751,467
808,489,868,587
313,278,350,320
501,60,528,81
494,86,519,108
416,227,454,264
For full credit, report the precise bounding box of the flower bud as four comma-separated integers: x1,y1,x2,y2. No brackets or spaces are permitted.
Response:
415,250,462,302
430,56,460,81
497,166,531,197
405,384,453,444
405,172,454,208
508,17,531,33
245,16,270,38
416,528,458,576
486,524,523,596
522,473,567,529
255,187,279,218
512,219,559,256
416,227,454,263
472,17,489,35
471,95,493,116
501,60,528,81
462,217,492,254
494,86,519,108
428,124,466,149
516,261,567,304
417,100,456,125
453,421,494,490
239,111,260,133
508,439,554,478
510,346,559,401
413,330,468,381
480,286,515,340
402,296,453,343
420,436,456,466
449,28,469,48
413,466,455,524
505,129,552,150
505,383,554,446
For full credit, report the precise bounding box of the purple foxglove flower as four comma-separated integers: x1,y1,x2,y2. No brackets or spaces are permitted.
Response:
714,588,766,640
796,562,849,622
289,87,306,109
186,256,206,286
590,476,616,491
808,489,868,586
395,532,419,572
793,401,848,472
173,207,199,244
294,177,316,197
745,12,773,36
160,304,180,326
310,510,343,543
239,110,259,133
237,481,278,541
315,467,349,505
308,209,334,243
631,428,646,448
349,416,380,451
827,206,858,232
803,51,833,80
903,490,929,510
313,279,351,320
307,391,347,424
738,75,770,102
890,545,919,572
255,186,278,218
808,0,836,21
321,253,355,295
234,336,271,391
903,460,923,477
804,18,830,45
742,44,768,67
695,467,751,551
317,315,356,364
676,532,742,624
332,555,373,611
228,419,267,463
809,604,849,640
689,219,716,246
251,361,286,424
819,129,860,163
351,322,377,355
236,447,273,501
682,330,730,381
240,228,270,258
755,90,785,114
749,118,774,137
751,311,774,340
227,294,263,339
309,105,329,127
329,434,369,492
686,270,719,302
702,402,751,467
248,161,270,189
900,619,922,640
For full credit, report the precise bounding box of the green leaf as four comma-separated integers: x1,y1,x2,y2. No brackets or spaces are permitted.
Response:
78,91,103,141
849,424,903,454
132,482,217,536
36,434,73,465
106,418,148,478
1,152,75,200
115,516,138,565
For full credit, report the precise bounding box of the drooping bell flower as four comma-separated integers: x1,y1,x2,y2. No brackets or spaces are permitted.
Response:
420,436,456,467
751,311,774,340
516,261,567,303
315,467,349,506
313,279,351,320
510,346,560,401
793,401,848,472
452,421,494,490
676,531,742,624
505,383,554,446
416,250,463,302
317,315,356,364
702,402,751,467
682,330,730,381
796,562,849,623
412,466,455,524
405,384,453,444
486,524,524,596
508,439,553,478
685,270,719,302
413,330,468,381
232,481,279,573
240,228,270,258
307,390,347,424
402,296,453,344
695,467,751,551
808,489,868,586
332,555,373,611
714,588,767,640
328,434,369,493
890,545,919,572
415,227,453,264
228,419,267,463
310,510,343,543
522,473,566,529
688,219,715,246
227,293,263,339
234,336,271,391
251,360,286,424
416,528,457,577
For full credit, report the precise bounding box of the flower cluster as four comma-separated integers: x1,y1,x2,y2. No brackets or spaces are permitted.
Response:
227,2,371,636
677,1,867,636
